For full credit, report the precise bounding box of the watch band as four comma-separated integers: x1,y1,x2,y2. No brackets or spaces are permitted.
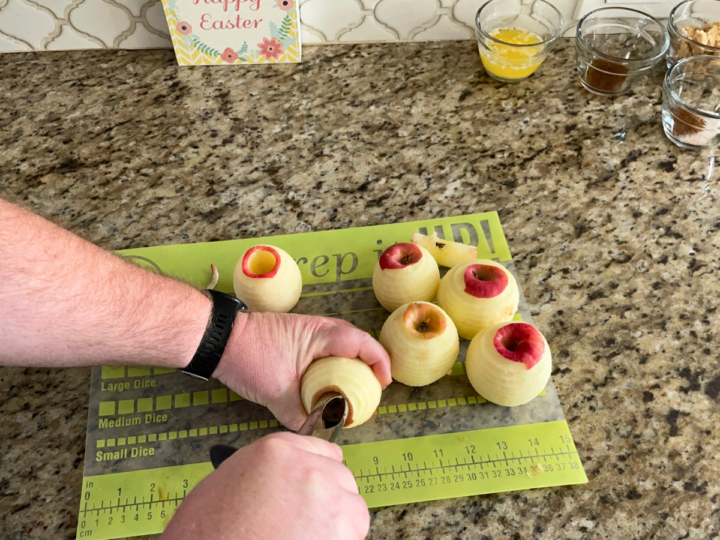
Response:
181,290,247,381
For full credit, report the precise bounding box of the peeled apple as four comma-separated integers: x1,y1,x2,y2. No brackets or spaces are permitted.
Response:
465,321,551,407
380,301,460,387
437,259,519,340
372,243,440,312
300,356,382,428
233,244,302,313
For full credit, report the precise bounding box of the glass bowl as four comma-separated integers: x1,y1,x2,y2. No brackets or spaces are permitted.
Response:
575,7,669,96
668,0,720,67
474,0,563,83
662,55,720,149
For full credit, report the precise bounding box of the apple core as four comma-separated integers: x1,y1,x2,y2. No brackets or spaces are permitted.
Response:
311,385,354,427
402,302,446,339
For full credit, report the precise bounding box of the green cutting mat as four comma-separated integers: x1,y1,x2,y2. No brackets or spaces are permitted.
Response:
77,212,587,540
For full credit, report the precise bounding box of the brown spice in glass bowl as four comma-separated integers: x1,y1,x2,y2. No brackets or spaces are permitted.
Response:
671,105,707,137
586,59,630,93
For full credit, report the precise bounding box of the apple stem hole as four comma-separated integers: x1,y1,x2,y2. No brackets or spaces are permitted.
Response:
473,268,493,282
502,337,520,352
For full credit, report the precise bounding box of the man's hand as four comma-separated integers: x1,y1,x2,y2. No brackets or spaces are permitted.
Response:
215,313,391,430
161,432,368,540
0,198,391,432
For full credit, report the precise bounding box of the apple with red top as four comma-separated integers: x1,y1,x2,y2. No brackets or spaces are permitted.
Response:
412,233,477,268
493,322,545,368
372,243,440,312
233,244,302,313
437,259,518,340
379,301,459,386
463,263,508,297
465,321,552,407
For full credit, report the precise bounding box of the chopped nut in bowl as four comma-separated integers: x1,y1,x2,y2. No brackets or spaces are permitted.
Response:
668,0,720,67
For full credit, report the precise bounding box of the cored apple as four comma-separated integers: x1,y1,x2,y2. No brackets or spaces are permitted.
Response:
465,321,551,407
372,243,440,312
300,356,382,428
379,301,459,386
233,244,302,312
412,233,477,268
437,259,518,340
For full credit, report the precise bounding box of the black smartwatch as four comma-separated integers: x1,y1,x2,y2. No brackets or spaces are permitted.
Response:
181,290,247,381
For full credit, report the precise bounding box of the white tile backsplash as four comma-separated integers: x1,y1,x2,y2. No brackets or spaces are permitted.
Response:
0,0,666,53
0,0,57,49
302,0,365,42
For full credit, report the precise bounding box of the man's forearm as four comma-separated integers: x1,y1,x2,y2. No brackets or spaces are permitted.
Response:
0,198,212,369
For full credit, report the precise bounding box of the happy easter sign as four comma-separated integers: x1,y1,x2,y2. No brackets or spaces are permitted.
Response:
161,0,300,65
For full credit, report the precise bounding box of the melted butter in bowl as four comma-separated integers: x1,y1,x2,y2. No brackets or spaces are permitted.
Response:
474,0,563,83
481,28,545,81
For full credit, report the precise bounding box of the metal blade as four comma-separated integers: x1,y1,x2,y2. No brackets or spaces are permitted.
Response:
297,392,348,443
209,392,348,469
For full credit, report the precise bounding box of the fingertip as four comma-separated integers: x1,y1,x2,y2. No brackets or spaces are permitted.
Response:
360,335,392,387
331,442,344,461
372,363,392,389
317,324,392,387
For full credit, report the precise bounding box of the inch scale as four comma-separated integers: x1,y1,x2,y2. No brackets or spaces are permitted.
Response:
77,421,586,539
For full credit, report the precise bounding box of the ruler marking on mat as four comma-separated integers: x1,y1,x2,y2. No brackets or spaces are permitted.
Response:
96,362,476,418
94,392,548,449
79,496,186,514
77,423,586,539
351,450,578,479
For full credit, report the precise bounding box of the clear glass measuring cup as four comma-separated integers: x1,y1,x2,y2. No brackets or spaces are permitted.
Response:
662,55,720,149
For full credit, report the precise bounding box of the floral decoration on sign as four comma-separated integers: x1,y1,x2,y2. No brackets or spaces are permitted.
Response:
222,48,240,62
258,37,283,60
162,0,300,65
177,21,192,35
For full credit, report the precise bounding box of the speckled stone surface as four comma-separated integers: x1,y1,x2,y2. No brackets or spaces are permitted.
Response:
1,41,720,540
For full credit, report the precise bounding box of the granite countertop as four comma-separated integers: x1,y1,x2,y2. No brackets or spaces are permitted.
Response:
1,40,719,539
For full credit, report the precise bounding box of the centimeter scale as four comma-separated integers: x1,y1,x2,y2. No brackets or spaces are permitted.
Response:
77,212,587,540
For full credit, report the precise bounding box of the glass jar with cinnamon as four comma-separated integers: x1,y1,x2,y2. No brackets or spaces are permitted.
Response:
575,7,669,96
662,55,720,149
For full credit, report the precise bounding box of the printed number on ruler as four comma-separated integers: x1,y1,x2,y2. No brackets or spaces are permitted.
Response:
343,421,586,507
77,463,213,539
